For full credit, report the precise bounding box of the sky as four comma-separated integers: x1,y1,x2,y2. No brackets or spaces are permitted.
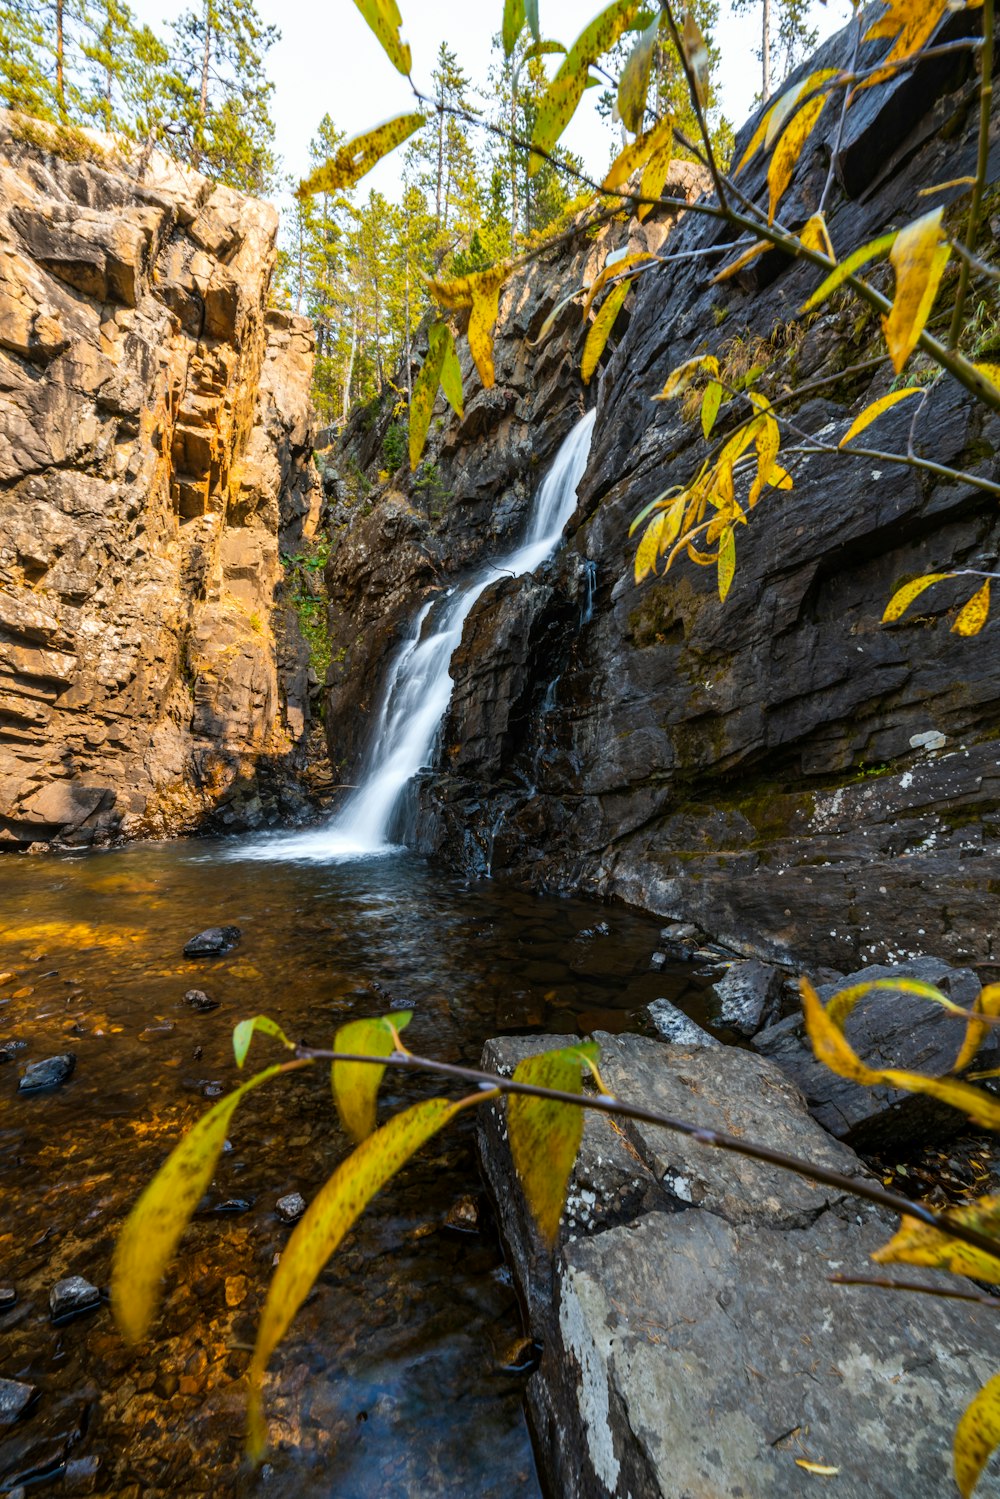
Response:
131,0,853,209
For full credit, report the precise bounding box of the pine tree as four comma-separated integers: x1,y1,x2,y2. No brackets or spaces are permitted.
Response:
731,0,818,102
0,0,57,120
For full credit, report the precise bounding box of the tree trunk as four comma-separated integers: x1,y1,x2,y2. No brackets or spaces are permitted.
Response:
342,306,357,423
194,0,211,167
55,0,65,121
762,0,772,101
373,274,383,391
404,259,412,409
509,77,519,242
435,104,444,229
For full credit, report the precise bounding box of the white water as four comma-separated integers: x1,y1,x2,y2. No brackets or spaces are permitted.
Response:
240,408,596,862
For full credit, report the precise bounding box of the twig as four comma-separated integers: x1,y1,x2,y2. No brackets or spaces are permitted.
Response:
830,1274,1000,1308
950,0,994,348
657,0,727,208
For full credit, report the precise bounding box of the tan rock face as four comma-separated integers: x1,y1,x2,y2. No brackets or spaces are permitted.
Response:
0,113,322,848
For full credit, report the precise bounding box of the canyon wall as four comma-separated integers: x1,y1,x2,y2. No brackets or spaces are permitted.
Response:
0,114,321,848
326,20,1000,971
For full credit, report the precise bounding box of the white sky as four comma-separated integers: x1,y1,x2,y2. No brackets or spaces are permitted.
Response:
130,0,852,208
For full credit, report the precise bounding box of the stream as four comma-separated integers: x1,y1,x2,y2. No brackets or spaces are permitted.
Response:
0,839,712,1496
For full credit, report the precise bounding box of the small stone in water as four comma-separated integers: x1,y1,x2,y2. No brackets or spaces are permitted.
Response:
139,1020,175,1040
0,1286,16,1309
0,1376,36,1424
211,1198,252,1214
225,1275,249,1308
18,1054,75,1091
276,1192,306,1224
49,1275,100,1321
649,951,667,971
184,988,218,1012
578,921,610,939
183,926,241,958
444,1194,480,1233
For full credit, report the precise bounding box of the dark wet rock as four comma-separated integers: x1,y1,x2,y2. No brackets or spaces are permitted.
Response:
17,1054,75,1091
645,998,720,1048
183,925,241,957
479,1030,1000,1499
755,957,999,1150
0,1378,36,1424
648,951,666,971
578,922,610,939
183,988,219,1012
444,1194,480,1234
0,1286,16,1309
49,1275,100,1321
63,1455,100,1495
275,1192,306,1224
710,958,784,1037
208,1197,252,1214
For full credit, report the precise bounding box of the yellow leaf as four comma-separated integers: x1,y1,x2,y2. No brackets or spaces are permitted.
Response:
952,580,990,637
298,113,425,195
882,571,953,622
800,977,1000,1132
711,240,770,284
247,1097,462,1461
975,362,1000,393
954,983,1000,1075
582,277,631,385
635,509,666,582
352,0,412,75
748,395,780,507
795,1460,841,1476
502,0,526,56
799,212,834,259
628,484,684,537
800,231,898,313
427,263,511,389
860,0,950,92
618,13,660,133
113,1063,290,1345
769,463,793,490
733,98,777,177
681,10,711,109
882,208,951,373
839,387,922,448
767,92,827,225
701,380,723,438
873,1198,1000,1285
508,1044,599,1243
658,497,686,555
530,0,646,174
636,119,676,221
409,327,445,470
603,124,659,191
232,1015,294,1068
719,416,762,467
717,525,735,601
918,176,977,196
528,287,582,348
582,252,655,322
764,69,840,151
654,353,720,399
955,1373,1000,1499
331,1011,412,1142
435,322,464,418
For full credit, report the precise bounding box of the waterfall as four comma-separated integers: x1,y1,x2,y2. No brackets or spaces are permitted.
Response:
240,408,595,862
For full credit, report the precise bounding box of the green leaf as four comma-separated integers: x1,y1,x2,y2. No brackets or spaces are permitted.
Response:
617,12,660,134
581,277,631,385
800,231,898,313
233,1015,295,1069
247,1096,461,1461
955,1373,1000,1499
503,0,526,56
530,0,646,175
112,1063,290,1344
298,113,425,196
717,524,735,601
331,1011,412,1143
701,379,723,438
409,324,448,470
433,322,464,418
352,0,412,75
508,1042,599,1244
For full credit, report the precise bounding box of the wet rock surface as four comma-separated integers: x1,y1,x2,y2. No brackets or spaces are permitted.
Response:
0,1378,36,1424
644,996,720,1047
275,1192,306,1224
755,956,999,1149
0,115,321,850
479,1032,1000,1498
48,1276,100,1321
710,958,783,1037
17,1054,75,1091
183,926,241,958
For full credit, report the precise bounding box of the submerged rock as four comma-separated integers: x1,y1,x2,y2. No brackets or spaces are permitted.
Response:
0,1377,36,1424
755,957,998,1150
183,926,241,957
0,1286,16,1309
18,1054,75,1092
183,988,219,1012
275,1192,306,1224
49,1276,100,1321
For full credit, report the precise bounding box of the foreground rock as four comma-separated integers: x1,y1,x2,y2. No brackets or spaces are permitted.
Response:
479,1033,1000,1498
0,113,321,849
755,957,999,1150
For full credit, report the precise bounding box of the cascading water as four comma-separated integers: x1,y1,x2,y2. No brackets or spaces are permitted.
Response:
243,407,596,862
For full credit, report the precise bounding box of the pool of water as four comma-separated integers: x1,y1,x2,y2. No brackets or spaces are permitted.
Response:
0,837,710,1497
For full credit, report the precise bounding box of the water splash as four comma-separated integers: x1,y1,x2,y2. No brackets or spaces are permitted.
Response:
239,408,596,862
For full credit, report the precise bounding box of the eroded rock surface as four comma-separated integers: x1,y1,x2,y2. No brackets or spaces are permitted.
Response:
479,1033,1000,1498
0,115,321,847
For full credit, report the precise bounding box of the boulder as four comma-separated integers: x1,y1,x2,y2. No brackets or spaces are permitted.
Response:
478,1031,1000,1499
183,925,240,957
17,1054,75,1091
755,957,999,1150
710,958,784,1037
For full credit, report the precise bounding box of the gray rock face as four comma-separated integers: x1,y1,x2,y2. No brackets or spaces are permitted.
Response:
711,958,784,1037
0,115,321,849
49,1275,100,1320
755,956,998,1149
644,996,720,1048
478,1032,1000,1499
18,1053,75,1091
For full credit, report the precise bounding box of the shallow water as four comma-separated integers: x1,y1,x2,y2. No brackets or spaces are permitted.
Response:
0,837,709,1497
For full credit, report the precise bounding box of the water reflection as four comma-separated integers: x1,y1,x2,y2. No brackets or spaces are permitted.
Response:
0,838,706,1496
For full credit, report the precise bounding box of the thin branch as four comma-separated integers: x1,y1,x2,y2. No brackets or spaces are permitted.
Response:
952,239,1000,284
296,1045,1000,1261
950,0,994,347
830,1274,1000,1308
657,0,728,208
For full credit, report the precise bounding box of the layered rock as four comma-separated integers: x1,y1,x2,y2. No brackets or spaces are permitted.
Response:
0,114,321,847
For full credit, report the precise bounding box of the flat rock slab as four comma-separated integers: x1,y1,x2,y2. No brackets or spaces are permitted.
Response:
755,957,999,1150
182,926,241,957
478,1031,1000,1499
17,1054,75,1092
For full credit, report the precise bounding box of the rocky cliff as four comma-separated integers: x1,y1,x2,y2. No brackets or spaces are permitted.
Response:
0,114,322,848
326,20,1000,971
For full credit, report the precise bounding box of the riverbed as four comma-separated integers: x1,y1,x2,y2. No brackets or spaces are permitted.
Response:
0,836,708,1497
